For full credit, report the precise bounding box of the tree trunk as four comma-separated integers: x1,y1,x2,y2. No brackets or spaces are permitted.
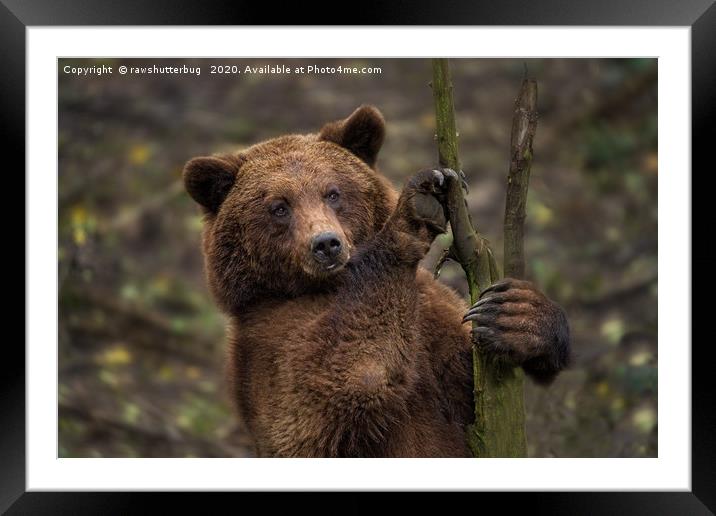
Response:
431,58,534,457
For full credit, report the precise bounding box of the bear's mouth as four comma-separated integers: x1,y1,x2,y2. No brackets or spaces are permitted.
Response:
317,257,347,274
302,253,349,278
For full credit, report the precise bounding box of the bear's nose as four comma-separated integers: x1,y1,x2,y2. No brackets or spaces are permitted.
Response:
311,232,343,263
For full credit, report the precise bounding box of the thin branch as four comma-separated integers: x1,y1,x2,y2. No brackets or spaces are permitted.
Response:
504,77,538,278
423,231,454,278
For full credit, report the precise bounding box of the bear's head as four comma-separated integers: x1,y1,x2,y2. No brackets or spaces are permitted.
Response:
183,105,397,314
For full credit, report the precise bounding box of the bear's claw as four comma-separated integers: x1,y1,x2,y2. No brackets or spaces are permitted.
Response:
465,280,540,356
462,278,571,380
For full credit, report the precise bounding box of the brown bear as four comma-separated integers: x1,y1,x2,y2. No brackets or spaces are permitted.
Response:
183,105,570,457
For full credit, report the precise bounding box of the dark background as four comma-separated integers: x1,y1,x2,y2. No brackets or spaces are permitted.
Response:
58,57,657,458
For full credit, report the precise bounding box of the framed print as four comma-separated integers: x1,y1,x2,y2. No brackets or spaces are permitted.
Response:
4,0,713,512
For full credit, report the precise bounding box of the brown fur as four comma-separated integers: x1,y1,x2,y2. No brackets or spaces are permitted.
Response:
183,105,570,457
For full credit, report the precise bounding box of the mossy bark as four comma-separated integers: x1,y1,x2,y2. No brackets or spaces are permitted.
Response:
431,59,531,457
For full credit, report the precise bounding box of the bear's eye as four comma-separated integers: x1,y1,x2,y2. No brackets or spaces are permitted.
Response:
270,201,290,218
325,189,340,203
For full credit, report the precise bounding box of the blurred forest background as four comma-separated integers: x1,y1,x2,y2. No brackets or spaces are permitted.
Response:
58,58,658,458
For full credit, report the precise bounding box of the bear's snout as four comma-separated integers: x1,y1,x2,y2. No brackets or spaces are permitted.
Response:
311,232,343,268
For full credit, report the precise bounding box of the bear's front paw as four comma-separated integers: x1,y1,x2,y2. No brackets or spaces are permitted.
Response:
462,278,571,385
399,168,461,234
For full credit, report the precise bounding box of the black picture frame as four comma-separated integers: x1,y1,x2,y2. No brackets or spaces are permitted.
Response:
4,0,712,513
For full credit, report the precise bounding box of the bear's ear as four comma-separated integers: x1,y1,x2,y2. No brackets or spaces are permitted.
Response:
183,155,242,212
318,105,385,168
